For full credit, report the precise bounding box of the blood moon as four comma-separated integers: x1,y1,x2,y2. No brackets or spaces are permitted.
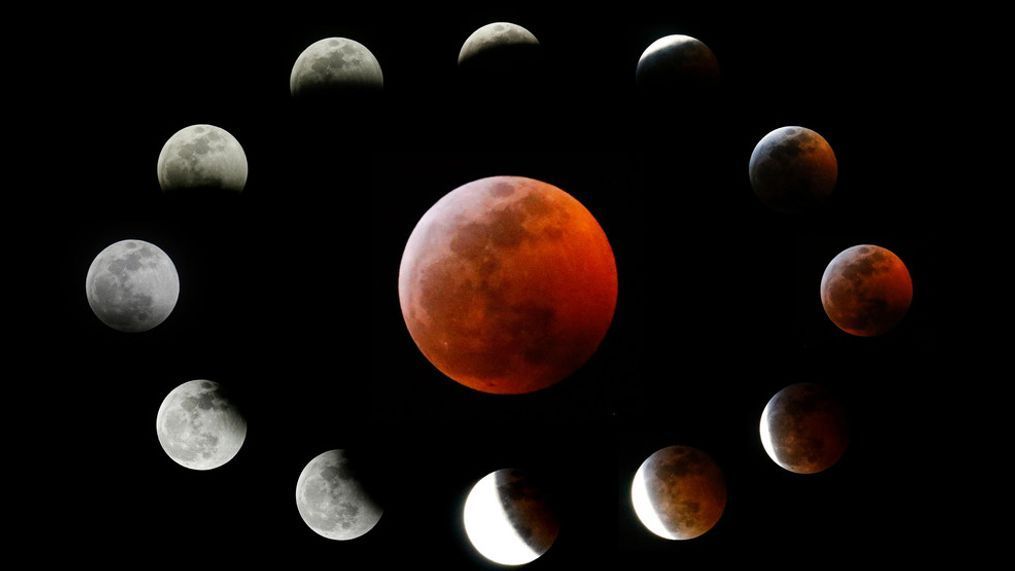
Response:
821,244,913,336
398,176,618,394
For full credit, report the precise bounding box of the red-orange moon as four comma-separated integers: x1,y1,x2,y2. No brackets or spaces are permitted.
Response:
398,176,618,394
820,244,913,336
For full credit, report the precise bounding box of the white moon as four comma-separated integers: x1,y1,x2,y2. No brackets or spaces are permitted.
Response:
458,22,539,65
155,380,246,470
85,239,179,332
462,469,558,566
295,450,383,541
157,124,247,192
631,461,674,540
290,38,384,96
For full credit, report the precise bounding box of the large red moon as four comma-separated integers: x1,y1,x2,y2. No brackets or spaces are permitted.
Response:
820,244,913,337
398,176,618,394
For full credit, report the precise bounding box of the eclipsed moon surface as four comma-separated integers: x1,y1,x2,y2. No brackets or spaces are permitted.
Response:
636,34,719,93
156,380,246,470
749,126,838,213
761,383,848,474
290,37,383,97
398,176,618,394
458,22,539,65
157,124,248,192
463,469,558,566
631,445,726,540
85,239,179,332
820,244,913,336
295,450,383,541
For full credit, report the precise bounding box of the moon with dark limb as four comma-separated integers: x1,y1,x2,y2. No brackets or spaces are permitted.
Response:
821,244,912,336
631,445,726,540
156,380,246,470
458,22,539,65
761,383,847,474
398,176,618,394
749,126,838,213
157,124,248,192
295,450,383,541
290,38,383,98
463,469,558,566
85,239,179,332
636,35,719,94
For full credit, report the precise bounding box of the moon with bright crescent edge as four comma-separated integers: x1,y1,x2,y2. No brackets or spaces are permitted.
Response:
156,379,246,470
631,445,726,540
760,383,848,474
463,468,558,566
85,239,179,332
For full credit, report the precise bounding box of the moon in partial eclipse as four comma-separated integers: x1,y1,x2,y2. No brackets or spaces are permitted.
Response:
631,445,726,540
295,449,383,541
761,383,848,474
156,379,246,470
157,124,248,192
398,176,618,394
463,468,558,566
749,126,837,213
85,239,179,332
290,37,384,97
458,22,539,65
636,34,719,93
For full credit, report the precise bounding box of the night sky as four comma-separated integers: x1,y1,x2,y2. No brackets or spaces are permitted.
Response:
34,3,944,565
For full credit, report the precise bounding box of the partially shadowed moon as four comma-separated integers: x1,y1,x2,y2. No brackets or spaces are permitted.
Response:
398,176,618,394
463,469,558,566
631,445,726,540
761,383,847,474
157,124,248,192
295,450,383,541
290,38,383,97
749,126,837,213
636,35,719,94
156,380,246,470
821,244,912,336
458,22,539,65
85,239,179,332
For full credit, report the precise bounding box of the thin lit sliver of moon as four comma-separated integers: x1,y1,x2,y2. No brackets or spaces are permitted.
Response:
631,463,673,540
463,472,539,566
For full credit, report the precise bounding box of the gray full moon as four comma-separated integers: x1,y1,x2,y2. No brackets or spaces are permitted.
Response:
85,239,179,332
290,38,384,96
156,380,246,470
458,22,539,65
749,126,838,213
295,449,383,541
157,124,248,192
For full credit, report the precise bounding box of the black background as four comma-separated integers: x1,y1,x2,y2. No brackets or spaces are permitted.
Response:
36,3,943,565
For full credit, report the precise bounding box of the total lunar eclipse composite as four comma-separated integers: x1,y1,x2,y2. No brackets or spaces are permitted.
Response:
50,6,937,567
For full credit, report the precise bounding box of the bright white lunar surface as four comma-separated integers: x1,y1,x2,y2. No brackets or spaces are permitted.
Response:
462,469,558,566
156,380,246,470
85,239,179,332
458,22,539,64
157,124,247,192
295,450,383,541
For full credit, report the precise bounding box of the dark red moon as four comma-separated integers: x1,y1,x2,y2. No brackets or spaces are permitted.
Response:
760,383,848,474
398,176,618,394
820,244,912,336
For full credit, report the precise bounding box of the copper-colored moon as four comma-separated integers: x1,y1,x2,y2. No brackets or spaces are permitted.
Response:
631,445,726,540
820,244,913,336
398,176,618,394
760,383,847,474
